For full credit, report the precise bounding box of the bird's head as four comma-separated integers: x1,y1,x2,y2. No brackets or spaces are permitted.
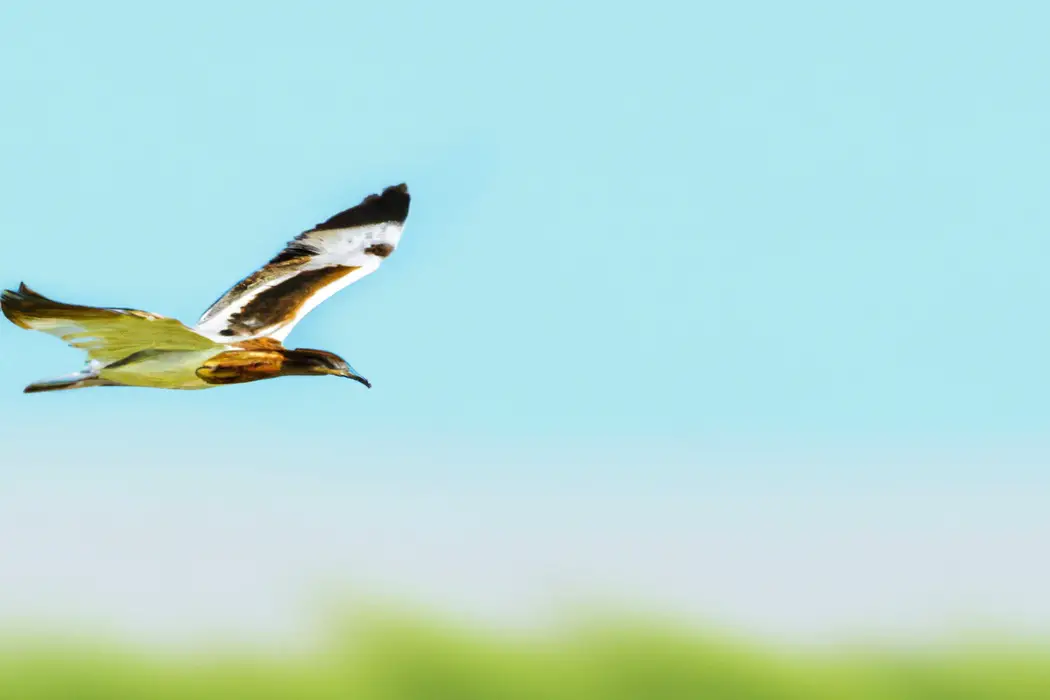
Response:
284,348,371,388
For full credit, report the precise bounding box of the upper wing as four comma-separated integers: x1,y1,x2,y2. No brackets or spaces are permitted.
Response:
194,183,410,342
1,284,220,364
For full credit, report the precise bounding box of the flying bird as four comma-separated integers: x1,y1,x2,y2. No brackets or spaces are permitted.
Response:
1,183,410,394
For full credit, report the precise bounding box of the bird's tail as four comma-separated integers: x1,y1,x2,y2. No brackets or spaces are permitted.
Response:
4,283,125,394
22,372,121,394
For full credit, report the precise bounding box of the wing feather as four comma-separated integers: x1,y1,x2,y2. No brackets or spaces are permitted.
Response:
194,183,410,341
1,285,220,364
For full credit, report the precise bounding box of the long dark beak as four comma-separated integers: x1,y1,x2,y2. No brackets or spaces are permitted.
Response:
348,374,372,389
337,367,371,388
335,359,371,388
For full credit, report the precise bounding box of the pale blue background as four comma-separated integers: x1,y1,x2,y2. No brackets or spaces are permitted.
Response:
3,1,1050,449
0,2,1048,644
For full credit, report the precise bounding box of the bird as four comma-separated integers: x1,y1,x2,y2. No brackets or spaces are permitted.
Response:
1,183,410,394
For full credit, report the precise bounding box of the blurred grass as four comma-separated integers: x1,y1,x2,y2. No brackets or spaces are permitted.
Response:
1,610,1048,699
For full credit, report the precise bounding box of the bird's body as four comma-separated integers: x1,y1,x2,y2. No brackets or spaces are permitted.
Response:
1,183,410,393
99,348,225,390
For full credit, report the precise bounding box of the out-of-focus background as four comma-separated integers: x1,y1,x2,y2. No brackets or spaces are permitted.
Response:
2,2,1049,697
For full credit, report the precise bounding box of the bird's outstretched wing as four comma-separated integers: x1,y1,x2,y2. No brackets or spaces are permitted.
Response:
194,183,410,342
1,284,220,364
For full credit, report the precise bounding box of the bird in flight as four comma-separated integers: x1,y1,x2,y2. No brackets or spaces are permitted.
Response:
1,183,410,394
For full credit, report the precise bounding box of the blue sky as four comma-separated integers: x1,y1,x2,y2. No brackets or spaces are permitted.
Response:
0,2,1049,644
3,1,1050,449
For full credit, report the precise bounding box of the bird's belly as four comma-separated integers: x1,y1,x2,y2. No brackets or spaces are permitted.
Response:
99,349,222,390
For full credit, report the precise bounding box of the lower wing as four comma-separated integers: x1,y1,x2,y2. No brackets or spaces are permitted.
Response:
2,284,220,364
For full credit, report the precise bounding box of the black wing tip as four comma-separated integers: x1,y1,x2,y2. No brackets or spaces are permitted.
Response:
312,182,411,232
376,182,410,223
357,182,410,223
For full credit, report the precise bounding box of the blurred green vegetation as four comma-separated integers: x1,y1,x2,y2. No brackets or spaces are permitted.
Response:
1,611,1048,700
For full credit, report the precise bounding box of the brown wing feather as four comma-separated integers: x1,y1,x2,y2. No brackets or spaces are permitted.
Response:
233,337,286,351
220,266,358,338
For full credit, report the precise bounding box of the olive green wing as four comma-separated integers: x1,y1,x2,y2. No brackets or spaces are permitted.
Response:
2,283,220,364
